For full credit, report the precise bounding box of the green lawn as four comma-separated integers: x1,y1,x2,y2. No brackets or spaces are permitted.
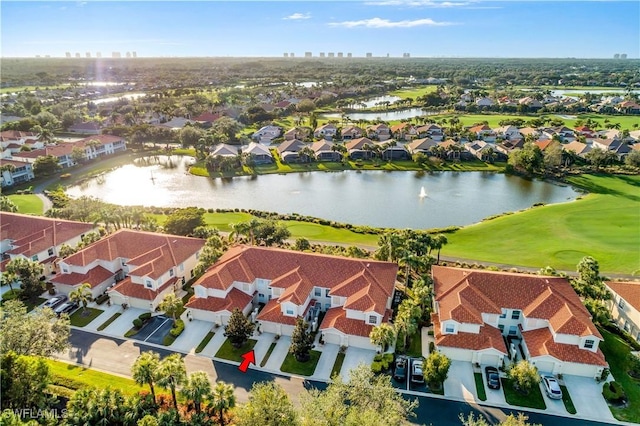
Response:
283,221,378,246
444,174,640,275
474,373,487,401
501,378,547,410
7,194,43,214
426,113,640,130
599,328,640,423
195,331,216,353
405,331,423,357
259,342,277,367
560,385,577,414
215,338,257,363
97,313,121,331
389,86,438,99
69,307,104,327
331,352,346,378
280,350,321,376
45,360,147,396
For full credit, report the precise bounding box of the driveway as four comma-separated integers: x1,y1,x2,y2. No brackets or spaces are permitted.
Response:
339,347,376,382
130,315,172,344
563,375,615,422
444,361,477,403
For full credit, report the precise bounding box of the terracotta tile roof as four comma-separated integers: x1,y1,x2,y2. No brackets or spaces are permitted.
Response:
193,112,221,122
407,138,437,152
0,158,32,167
522,327,607,366
310,140,335,153
1,212,95,258
433,266,600,338
256,299,299,326
469,124,491,133
63,229,204,281
345,137,374,151
108,276,177,301
432,313,507,353
320,307,391,337
51,266,117,288
534,140,553,151
606,281,640,312
186,288,253,313
0,130,36,140
277,139,305,153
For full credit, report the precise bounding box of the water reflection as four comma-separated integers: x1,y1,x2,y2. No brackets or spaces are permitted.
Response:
66,156,579,229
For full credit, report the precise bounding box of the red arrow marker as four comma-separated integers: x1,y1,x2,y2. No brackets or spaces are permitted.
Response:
238,350,256,373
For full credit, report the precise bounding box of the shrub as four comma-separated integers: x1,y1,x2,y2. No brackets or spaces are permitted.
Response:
139,312,152,321
169,319,185,337
94,293,110,305
429,341,435,353
371,361,383,374
60,173,71,179
602,381,626,403
133,318,143,329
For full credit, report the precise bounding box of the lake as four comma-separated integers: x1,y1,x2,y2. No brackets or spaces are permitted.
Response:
321,108,437,122
66,156,580,229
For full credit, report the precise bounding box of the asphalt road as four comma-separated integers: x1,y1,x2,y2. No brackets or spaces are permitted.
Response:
60,330,617,426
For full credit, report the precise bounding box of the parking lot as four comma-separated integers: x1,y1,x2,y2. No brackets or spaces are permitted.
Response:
130,315,173,344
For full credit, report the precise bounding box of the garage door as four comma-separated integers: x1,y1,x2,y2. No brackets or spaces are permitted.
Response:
479,354,500,367
533,360,555,374
323,332,341,345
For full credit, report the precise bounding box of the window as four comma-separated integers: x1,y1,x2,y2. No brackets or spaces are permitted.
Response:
325,303,331,311
48,248,54,256
179,263,184,272
258,293,264,299
584,339,595,349
62,267,69,273
145,280,153,289
325,289,330,297
169,269,174,277
498,324,505,332
511,310,521,320
368,315,377,325
314,288,322,297
286,308,294,316
499,310,506,319
508,326,517,335
31,255,38,261
445,324,455,334
618,299,626,310
624,321,630,332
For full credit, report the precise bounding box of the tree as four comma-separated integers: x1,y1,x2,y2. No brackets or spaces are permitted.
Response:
65,387,128,426
194,233,225,276
542,141,563,170
422,351,451,389
624,150,640,167
208,381,236,426
369,323,396,352
33,155,61,177
58,243,77,259
71,146,86,164
0,300,70,357
132,351,161,404
507,360,540,395
224,308,255,348
163,207,205,236
585,148,617,171
0,195,18,212
507,142,543,175
181,371,212,415
290,318,314,362
1,351,51,410
156,353,187,410
69,282,92,313
159,292,184,321
179,126,206,148
253,219,291,246
235,381,299,426
300,364,417,426
573,256,610,300
460,412,541,426
137,415,159,426
5,257,44,301
294,237,311,251
210,116,244,143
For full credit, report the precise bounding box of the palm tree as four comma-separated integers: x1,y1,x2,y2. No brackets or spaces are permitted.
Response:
209,381,236,426
431,234,448,264
156,354,187,410
181,371,212,415
369,323,396,352
69,283,92,314
131,351,160,404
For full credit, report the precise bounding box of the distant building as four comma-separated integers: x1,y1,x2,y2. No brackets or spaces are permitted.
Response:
328,52,334,58
96,52,102,58
366,52,372,58
305,52,312,58
290,52,294,57
614,54,620,59
284,53,289,57
85,52,91,58
112,52,121,58
621,53,627,59
403,53,410,58
337,52,343,58
75,53,81,58
126,52,131,58
65,52,71,58
132,51,137,58
347,53,352,58
319,52,325,58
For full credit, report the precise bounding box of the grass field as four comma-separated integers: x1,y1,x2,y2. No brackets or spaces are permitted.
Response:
46,360,147,396
390,86,438,99
7,194,43,214
280,350,321,376
428,113,640,130
443,174,640,275
215,338,257,363
501,378,546,410
69,307,104,327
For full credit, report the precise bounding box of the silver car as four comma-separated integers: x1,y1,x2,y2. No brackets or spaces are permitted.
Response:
43,294,67,309
542,375,562,399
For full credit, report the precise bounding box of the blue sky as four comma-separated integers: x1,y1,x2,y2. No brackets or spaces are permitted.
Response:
2,1,638,58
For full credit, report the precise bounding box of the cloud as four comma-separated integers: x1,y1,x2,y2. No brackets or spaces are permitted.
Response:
283,12,311,20
328,17,456,28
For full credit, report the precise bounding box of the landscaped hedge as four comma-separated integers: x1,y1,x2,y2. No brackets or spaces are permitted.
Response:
602,381,626,404
139,312,152,321
94,293,110,305
133,318,143,329
371,353,394,373
169,319,185,337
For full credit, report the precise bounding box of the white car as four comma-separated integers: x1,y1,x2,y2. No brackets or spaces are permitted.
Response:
542,375,562,400
43,294,67,309
410,358,425,384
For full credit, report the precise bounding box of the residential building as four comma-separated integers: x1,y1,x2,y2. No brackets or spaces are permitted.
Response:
0,212,95,275
407,138,438,155
252,125,281,144
210,144,239,157
416,124,444,141
605,281,640,343
562,141,591,158
284,127,310,141
186,245,398,350
390,123,418,141
432,266,608,378
242,142,273,164
468,124,496,142
68,121,101,135
0,159,35,187
53,229,204,304
311,140,341,161
341,125,363,141
376,140,410,160
345,137,375,160
314,123,338,140
366,124,391,141
277,139,308,163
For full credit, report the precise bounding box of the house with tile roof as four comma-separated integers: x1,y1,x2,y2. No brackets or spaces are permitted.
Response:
52,229,204,305
252,125,281,144
313,123,338,140
0,212,95,275
210,144,239,158
187,245,398,350
416,124,444,141
345,137,375,160
340,125,363,141
390,123,418,141
0,159,35,187
605,281,640,343
432,266,608,378
276,139,309,163
311,140,341,161
366,123,391,141
468,124,496,142
242,142,273,164
407,138,438,155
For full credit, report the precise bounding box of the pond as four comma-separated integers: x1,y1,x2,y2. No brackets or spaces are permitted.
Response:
66,156,579,229
321,108,437,122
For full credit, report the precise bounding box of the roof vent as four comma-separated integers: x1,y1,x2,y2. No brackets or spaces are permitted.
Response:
366,263,370,267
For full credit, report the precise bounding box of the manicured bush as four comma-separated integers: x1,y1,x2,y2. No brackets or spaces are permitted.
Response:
138,312,151,321
371,361,383,374
602,381,626,403
133,318,143,329
94,293,110,305
169,319,185,337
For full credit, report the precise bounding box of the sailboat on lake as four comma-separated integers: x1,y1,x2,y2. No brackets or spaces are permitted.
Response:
419,186,427,198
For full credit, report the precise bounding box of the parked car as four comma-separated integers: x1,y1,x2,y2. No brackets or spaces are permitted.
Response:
542,375,563,399
485,366,500,390
393,355,408,382
410,358,425,384
54,301,78,316
43,294,67,309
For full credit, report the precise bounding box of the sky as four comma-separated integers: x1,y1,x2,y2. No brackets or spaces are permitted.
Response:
1,0,639,59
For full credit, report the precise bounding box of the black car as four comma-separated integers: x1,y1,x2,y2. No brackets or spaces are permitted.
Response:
485,366,500,390
393,355,408,382
44,294,67,309
54,301,78,316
